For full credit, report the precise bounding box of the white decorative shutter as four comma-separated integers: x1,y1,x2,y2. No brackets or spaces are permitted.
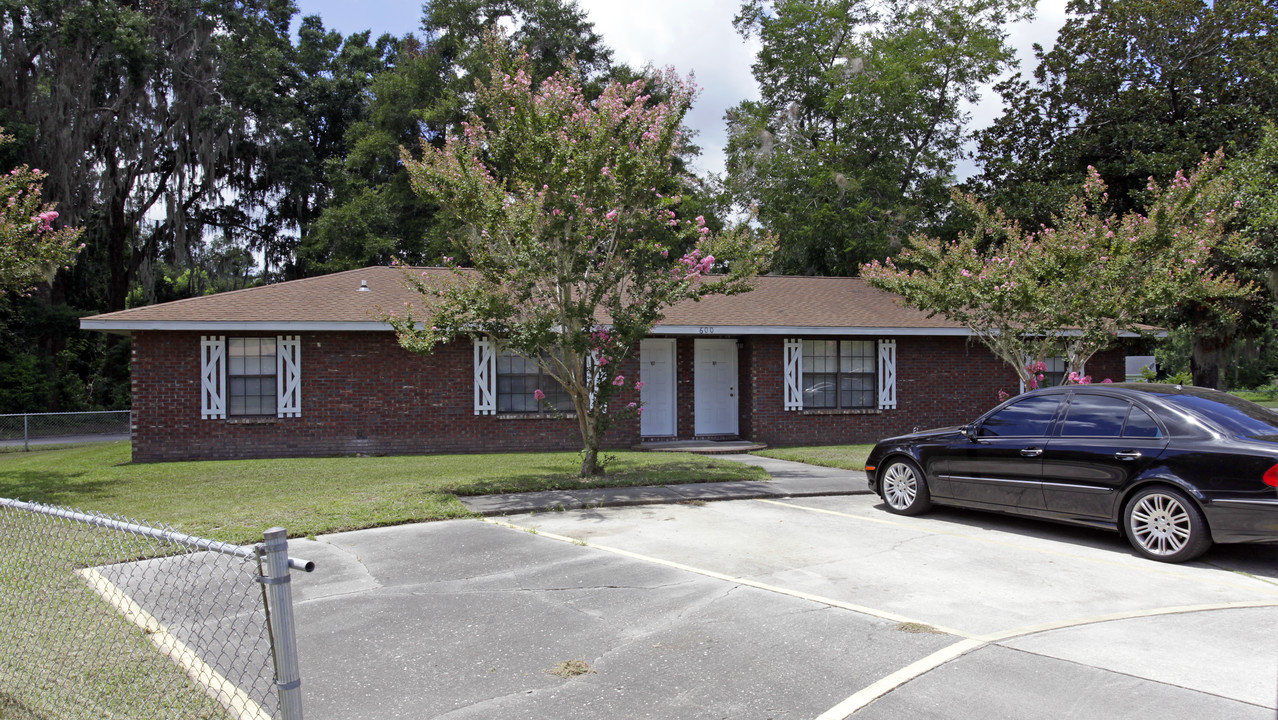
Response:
878,339,897,410
473,337,496,415
277,336,302,418
784,339,803,410
201,336,226,419
586,352,600,410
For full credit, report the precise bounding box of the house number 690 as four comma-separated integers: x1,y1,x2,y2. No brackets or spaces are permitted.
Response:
699,327,716,334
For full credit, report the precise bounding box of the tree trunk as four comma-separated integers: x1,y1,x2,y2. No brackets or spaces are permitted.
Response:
579,445,601,477
1191,336,1224,389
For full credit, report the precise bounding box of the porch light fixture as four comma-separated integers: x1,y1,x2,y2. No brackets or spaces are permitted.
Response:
736,339,744,350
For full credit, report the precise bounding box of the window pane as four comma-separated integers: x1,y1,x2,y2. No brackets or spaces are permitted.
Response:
1123,406,1163,438
980,396,1061,437
841,341,875,374
803,340,835,374
841,374,874,408
803,373,836,408
227,337,277,416
1061,394,1127,437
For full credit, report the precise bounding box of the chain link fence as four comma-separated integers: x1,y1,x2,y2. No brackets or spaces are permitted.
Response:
0,411,131,450
0,498,312,719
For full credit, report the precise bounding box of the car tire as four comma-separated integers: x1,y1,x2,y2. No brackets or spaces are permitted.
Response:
880,457,932,516
1123,486,1212,563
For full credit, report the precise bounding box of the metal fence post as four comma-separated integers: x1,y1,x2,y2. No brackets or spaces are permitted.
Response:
23,413,28,451
260,527,304,720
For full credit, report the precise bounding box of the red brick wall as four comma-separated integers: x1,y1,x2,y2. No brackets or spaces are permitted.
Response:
737,336,1129,447
131,331,641,462
129,330,1130,461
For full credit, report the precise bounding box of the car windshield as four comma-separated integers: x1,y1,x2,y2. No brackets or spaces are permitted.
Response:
1160,392,1278,440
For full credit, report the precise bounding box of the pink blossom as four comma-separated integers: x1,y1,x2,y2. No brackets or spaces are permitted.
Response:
534,389,546,401
612,375,625,386
634,381,645,391
1028,378,1039,390
960,269,971,277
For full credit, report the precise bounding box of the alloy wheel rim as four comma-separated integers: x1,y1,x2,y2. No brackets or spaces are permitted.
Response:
883,463,917,509
1129,493,1191,556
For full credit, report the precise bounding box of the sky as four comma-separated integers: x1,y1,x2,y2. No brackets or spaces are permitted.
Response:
291,0,1071,179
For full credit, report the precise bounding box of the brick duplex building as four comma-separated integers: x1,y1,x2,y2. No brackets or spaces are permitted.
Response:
81,266,1127,462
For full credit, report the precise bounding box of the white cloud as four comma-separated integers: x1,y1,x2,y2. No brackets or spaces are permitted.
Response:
293,0,1071,181
576,1,760,178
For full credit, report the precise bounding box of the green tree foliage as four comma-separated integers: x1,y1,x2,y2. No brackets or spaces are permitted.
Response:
0,0,301,312
972,0,1278,388
725,0,1033,275
391,47,774,476
974,0,1278,224
1162,122,1278,389
863,154,1252,389
296,0,616,276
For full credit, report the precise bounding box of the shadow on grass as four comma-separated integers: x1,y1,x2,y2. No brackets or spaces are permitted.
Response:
441,459,756,496
0,470,119,507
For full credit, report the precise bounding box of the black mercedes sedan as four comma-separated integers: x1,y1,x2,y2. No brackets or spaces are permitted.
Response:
864,384,1278,563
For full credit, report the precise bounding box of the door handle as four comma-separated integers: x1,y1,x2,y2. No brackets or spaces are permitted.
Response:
1115,450,1142,461
1020,447,1043,458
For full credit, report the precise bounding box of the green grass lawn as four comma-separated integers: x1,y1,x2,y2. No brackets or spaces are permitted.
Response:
753,444,876,471
1232,390,1278,409
0,442,768,543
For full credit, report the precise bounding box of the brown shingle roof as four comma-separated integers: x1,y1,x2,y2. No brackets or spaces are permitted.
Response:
80,266,968,335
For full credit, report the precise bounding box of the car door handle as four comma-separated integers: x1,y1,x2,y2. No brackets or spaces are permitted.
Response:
1115,450,1142,461
1020,447,1043,458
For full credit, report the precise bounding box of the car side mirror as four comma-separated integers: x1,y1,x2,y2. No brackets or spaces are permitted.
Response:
963,424,978,441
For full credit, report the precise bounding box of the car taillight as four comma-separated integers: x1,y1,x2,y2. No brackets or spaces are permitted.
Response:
1265,464,1278,488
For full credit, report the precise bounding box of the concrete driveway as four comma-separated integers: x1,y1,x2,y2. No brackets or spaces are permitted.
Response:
290,492,1278,719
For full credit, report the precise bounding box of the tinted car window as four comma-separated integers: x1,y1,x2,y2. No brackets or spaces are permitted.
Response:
1061,394,1127,437
979,395,1061,437
1123,405,1163,438
1162,393,1278,440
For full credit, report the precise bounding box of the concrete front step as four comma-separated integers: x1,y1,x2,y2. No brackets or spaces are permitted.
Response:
633,440,768,455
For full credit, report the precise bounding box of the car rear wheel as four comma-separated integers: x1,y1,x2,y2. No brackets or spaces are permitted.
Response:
880,458,932,516
1123,486,1212,563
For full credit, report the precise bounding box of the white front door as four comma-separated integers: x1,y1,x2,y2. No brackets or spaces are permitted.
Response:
640,339,676,436
694,339,738,435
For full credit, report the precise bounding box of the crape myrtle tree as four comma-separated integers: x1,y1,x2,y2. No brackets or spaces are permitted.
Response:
0,130,82,294
389,44,774,477
970,0,1278,386
862,153,1253,392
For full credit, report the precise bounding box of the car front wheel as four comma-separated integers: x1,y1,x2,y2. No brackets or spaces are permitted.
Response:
880,458,932,516
1123,486,1212,563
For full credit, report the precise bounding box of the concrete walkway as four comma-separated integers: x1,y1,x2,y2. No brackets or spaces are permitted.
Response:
459,454,869,516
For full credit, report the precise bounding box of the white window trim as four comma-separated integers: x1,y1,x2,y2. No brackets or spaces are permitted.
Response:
1020,355,1079,393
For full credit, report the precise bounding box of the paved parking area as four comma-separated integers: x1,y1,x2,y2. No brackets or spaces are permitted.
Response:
291,493,1278,719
